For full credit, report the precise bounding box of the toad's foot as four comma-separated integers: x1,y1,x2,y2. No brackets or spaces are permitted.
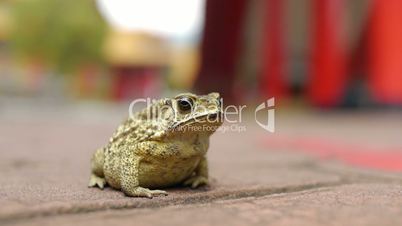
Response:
88,174,106,189
124,187,168,198
183,176,208,188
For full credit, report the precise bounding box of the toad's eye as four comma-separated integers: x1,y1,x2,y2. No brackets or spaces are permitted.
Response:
178,98,193,112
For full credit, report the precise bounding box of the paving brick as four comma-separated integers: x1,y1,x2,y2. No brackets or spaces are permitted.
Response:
9,184,402,226
1,104,402,226
0,116,341,222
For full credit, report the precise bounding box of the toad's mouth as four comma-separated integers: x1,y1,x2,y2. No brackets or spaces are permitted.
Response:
169,112,223,131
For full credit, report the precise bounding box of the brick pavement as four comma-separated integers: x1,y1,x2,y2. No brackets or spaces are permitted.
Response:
0,103,401,226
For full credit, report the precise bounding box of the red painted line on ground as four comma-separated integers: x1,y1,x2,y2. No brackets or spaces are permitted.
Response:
261,136,402,172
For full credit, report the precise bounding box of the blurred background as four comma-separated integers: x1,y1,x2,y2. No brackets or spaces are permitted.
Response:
0,0,401,108
2,1,402,222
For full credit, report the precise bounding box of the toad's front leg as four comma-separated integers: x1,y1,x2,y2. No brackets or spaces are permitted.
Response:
183,156,209,188
120,152,167,198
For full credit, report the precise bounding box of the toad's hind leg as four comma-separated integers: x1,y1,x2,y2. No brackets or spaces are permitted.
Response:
88,148,107,189
120,150,167,198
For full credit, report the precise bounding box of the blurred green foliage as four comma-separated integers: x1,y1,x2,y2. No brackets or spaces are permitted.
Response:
11,0,107,73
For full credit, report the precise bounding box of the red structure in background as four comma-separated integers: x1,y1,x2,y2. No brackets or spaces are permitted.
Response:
195,0,402,106
308,0,347,107
260,0,289,102
194,0,247,103
367,0,402,105
112,67,161,100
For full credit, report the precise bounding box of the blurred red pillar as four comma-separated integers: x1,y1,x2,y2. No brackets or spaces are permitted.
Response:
260,0,289,101
194,0,247,103
367,0,402,104
308,0,347,107
112,67,161,100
